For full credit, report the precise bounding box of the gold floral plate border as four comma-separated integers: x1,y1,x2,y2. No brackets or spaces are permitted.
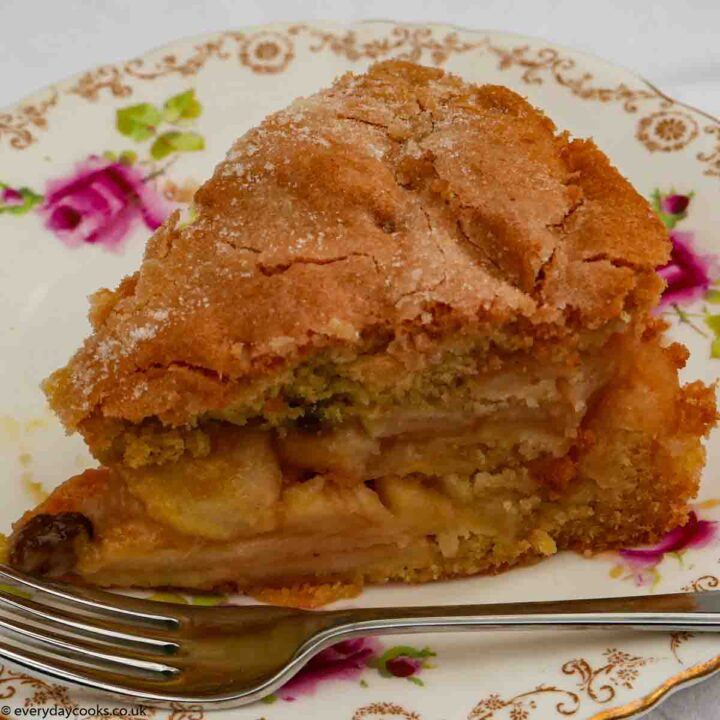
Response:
1,20,719,720
2,20,719,174
591,655,720,720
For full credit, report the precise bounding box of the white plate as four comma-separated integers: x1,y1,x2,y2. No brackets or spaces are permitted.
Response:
1,21,719,720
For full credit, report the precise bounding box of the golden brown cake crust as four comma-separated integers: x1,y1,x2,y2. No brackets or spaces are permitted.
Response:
46,61,670,431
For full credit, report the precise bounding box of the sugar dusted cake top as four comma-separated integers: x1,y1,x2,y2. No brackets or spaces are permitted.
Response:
46,60,670,431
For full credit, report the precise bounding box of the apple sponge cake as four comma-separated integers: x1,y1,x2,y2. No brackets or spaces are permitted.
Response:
8,61,716,594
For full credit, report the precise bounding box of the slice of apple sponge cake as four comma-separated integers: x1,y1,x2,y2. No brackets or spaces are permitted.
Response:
9,60,716,595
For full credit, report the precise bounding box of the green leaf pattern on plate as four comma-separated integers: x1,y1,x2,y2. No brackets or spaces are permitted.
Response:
163,89,203,124
151,130,205,160
116,89,205,162
116,103,163,142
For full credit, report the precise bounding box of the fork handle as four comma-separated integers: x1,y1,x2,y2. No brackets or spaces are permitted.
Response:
326,591,720,635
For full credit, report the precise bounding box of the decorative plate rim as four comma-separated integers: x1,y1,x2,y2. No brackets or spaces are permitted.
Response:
589,655,720,719
362,18,720,127
1,20,719,720
2,19,719,127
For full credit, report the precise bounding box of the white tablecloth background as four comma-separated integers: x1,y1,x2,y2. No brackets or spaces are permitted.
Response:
1,1,718,718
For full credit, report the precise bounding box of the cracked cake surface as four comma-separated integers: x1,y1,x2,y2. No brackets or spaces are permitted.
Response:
47,60,668,436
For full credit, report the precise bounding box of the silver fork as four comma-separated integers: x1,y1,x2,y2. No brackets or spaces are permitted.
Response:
1,564,720,708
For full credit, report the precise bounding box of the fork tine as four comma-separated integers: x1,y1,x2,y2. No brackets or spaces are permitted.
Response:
0,614,180,678
0,637,187,704
0,586,179,654
0,565,178,629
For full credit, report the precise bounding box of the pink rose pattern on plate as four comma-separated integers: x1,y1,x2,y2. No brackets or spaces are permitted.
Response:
612,507,719,587
0,89,204,251
40,155,169,250
657,228,716,308
652,189,720,357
